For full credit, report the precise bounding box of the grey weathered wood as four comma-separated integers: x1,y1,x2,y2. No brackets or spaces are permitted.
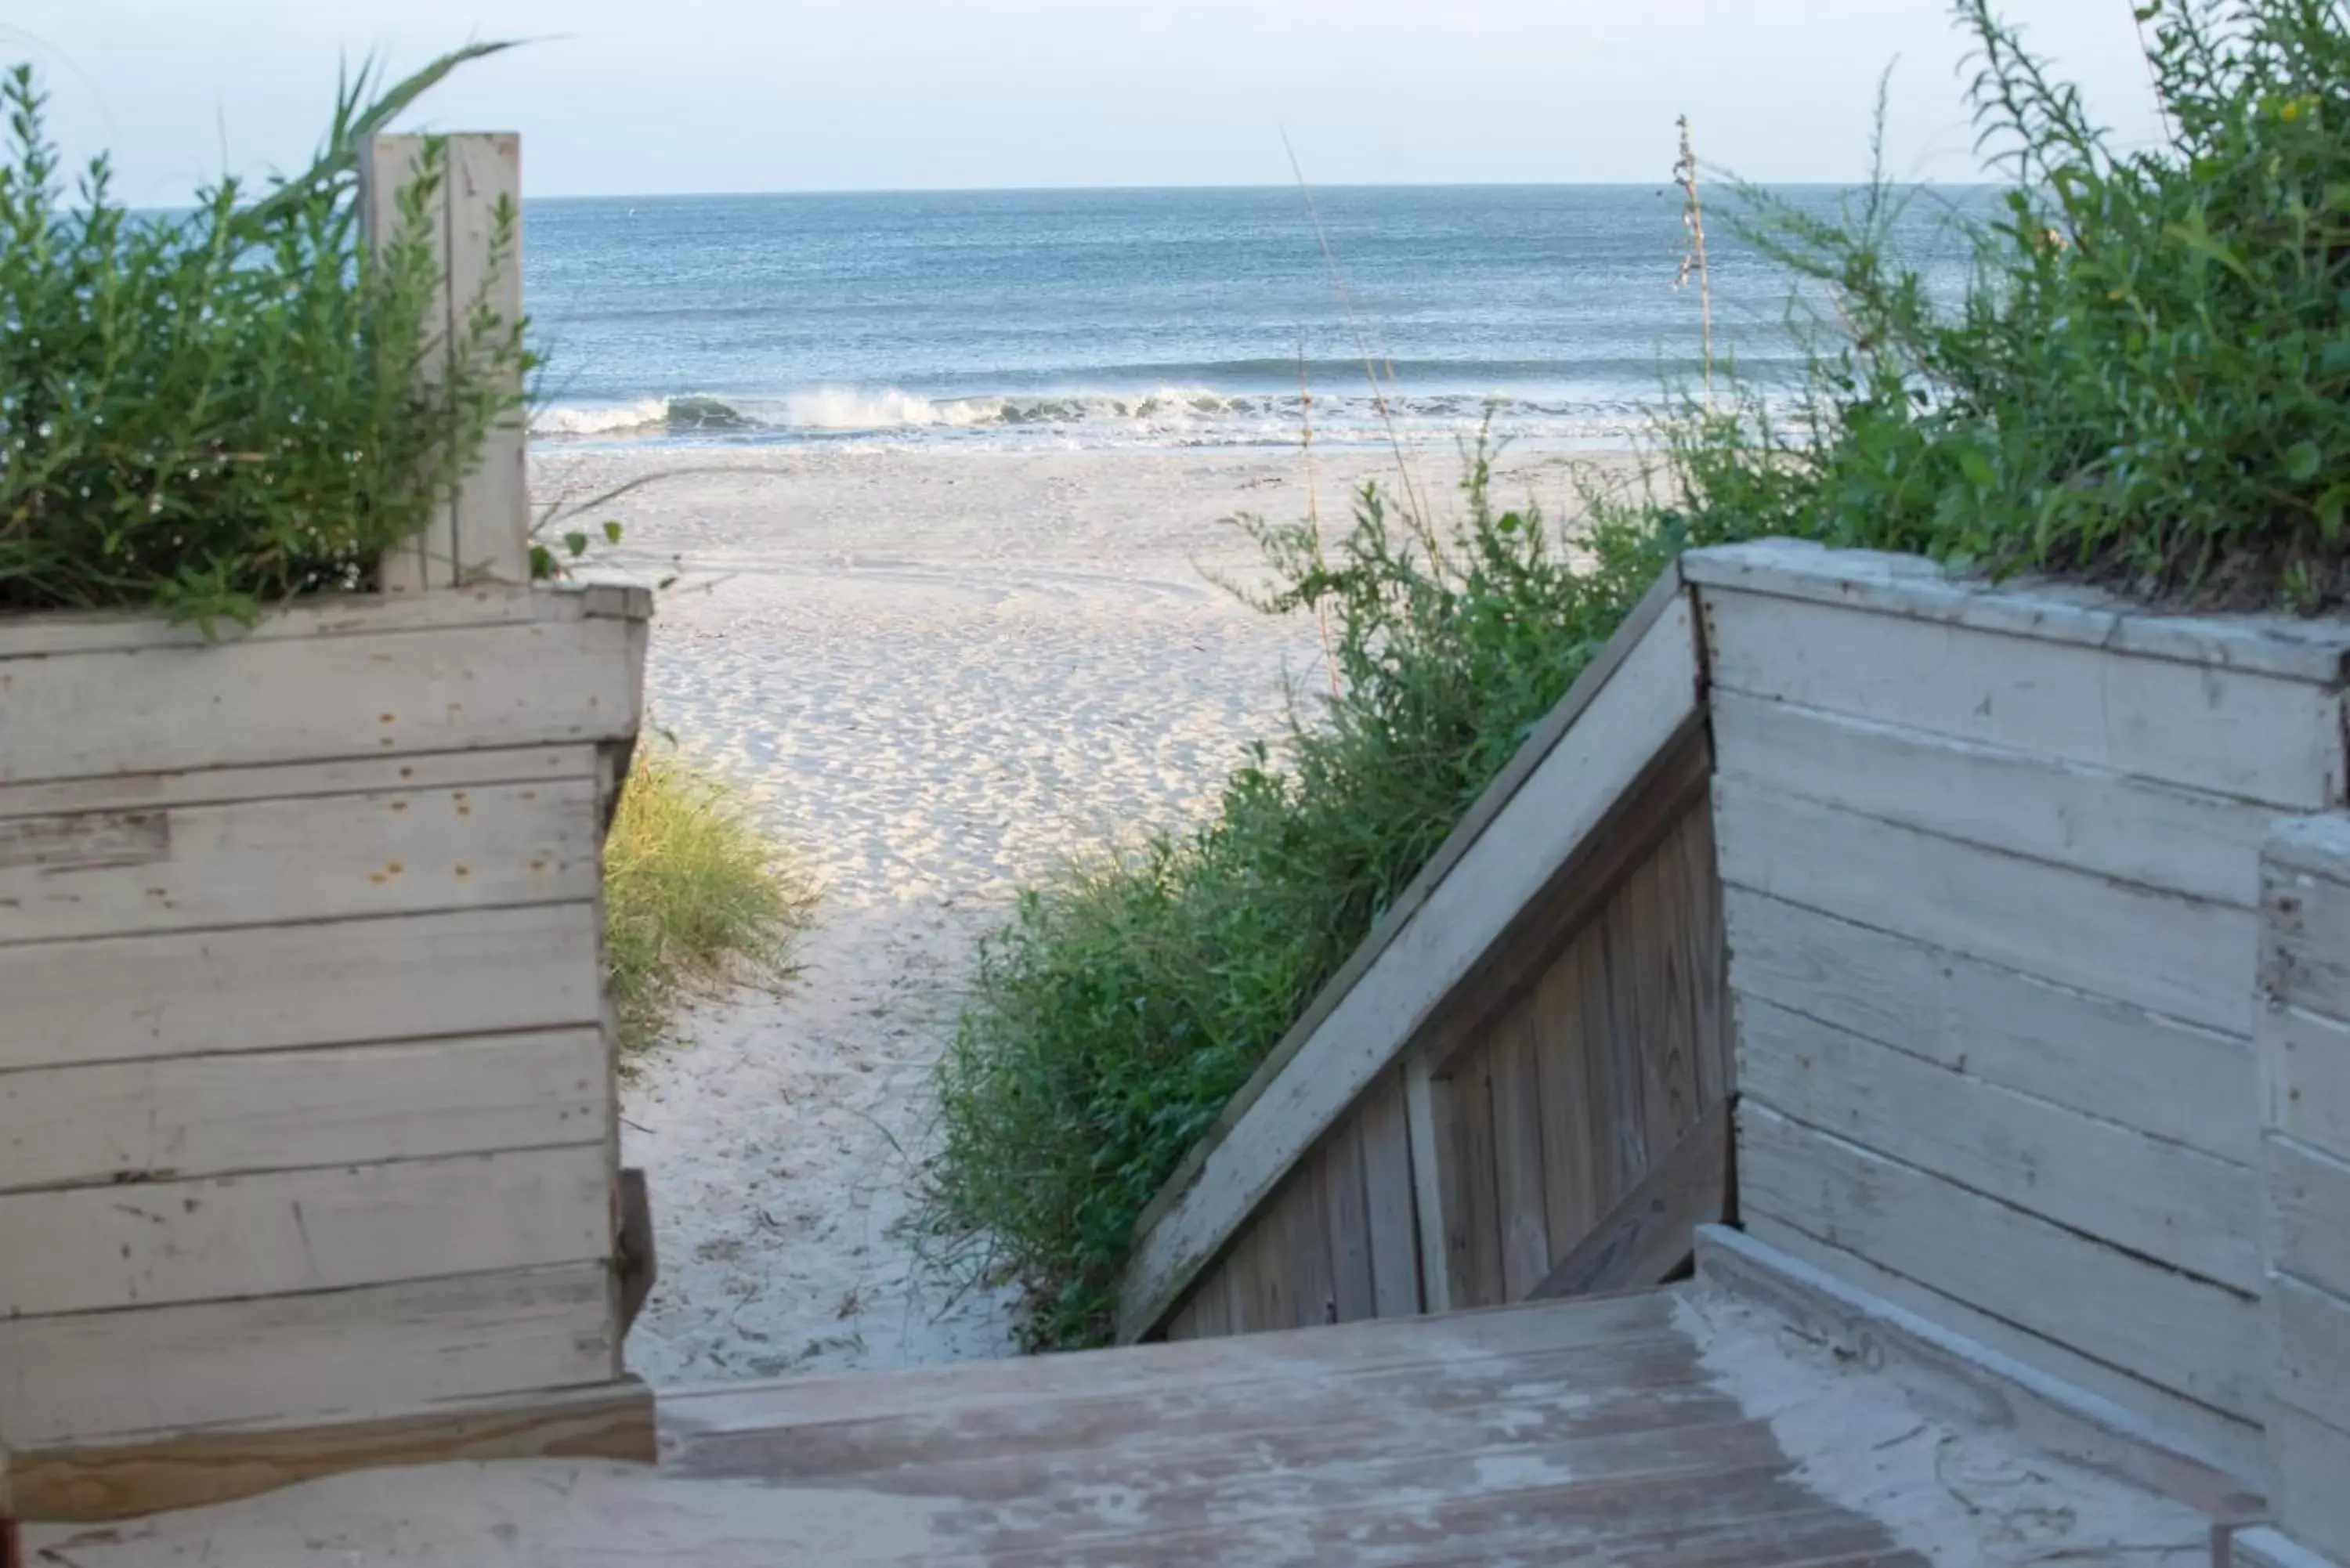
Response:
0,902,604,1072
0,1028,607,1193
1319,1118,1377,1326
2272,1270,2350,1440
2266,851,2350,1024
1716,775,2258,1035
1700,579,2346,808
1726,887,2256,1164
0,778,600,947
0,590,648,788
2228,1524,2348,1568
1437,1051,1505,1310
1685,537,2350,685
1534,1100,1727,1302
362,133,530,591
1116,593,1702,1342
1489,1012,1551,1298
0,1144,609,1317
1531,941,1601,1263
1734,1212,2267,1488
2264,1006,2350,1185
2271,1403,2350,1566
1712,690,2277,906
2269,1133,2350,1302
0,744,598,824
1693,1225,2265,1520
1122,566,1695,1253
1738,996,2259,1290
1356,1074,1421,1319
1738,1103,2261,1420
0,1263,619,1448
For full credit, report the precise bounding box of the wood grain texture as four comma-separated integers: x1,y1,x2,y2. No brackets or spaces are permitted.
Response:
2271,1403,2350,1566
0,779,599,947
1726,887,2255,1163
2271,1271,2350,1440
1532,939,1603,1264
2266,850,2350,1023
2263,1006,2350,1161
1115,595,1701,1342
1739,1103,2261,1420
0,1263,620,1448
1435,1053,1505,1310
1488,1012,1551,1299
0,744,596,824
0,902,604,1072
1712,690,2277,906
0,1145,609,1317
2269,1133,2350,1302
10,1378,652,1524
1737,996,2259,1290
1716,775,2258,1035
1356,1074,1422,1319
1735,1213,2268,1488
1700,577,2345,807
1685,538,2350,687
1319,1117,1378,1326
0,1028,608,1193
363,134,530,592
1534,1100,1727,1301
0,598,645,788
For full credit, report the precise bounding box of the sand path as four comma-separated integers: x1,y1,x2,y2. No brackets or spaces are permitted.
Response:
537,441,1582,1381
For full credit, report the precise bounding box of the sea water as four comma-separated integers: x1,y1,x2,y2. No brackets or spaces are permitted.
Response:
526,184,1982,451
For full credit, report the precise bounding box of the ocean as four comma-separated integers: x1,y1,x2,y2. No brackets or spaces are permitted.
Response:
525,185,1981,451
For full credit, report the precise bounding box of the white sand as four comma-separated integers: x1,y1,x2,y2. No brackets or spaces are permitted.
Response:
538,439,1590,1382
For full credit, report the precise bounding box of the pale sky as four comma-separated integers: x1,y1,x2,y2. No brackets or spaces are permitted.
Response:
8,2,2161,203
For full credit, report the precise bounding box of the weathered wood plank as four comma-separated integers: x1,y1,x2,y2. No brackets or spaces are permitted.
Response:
1676,803,1734,1107
0,743,598,823
1712,691,2277,906
0,1262,620,1448
1738,1103,2261,1419
1437,1051,1505,1310
1355,1073,1420,1319
2272,1403,2350,1566
1489,1010,1550,1299
1534,1100,1726,1301
1726,887,2255,1163
0,902,604,1072
0,609,645,787
1115,594,1701,1341
1190,1263,1231,1339
0,778,598,946
2265,1004,2350,1161
1715,775,2258,1035
1738,997,2259,1290
1319,1117,1378,1326
0,1145,609,1318
1403,1051,1450,1316
1700,579,2345,807
2272,1270,2350,1440
2269,1133,2350,1302
1162,1296,1200,1342
2266,850,2350,1024
365,134,530,592
0,1028,607,1194
1531,941,1601,1267
1686,538,2350,686
1280,1154,1336,1329
1735,1213,2269,1487
11,1378,653,1525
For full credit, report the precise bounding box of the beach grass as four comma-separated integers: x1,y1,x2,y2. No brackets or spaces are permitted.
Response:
605,745,815,1056
923,0,2350,1350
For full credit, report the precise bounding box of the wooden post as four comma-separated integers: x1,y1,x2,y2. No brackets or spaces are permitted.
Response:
359,133,531,593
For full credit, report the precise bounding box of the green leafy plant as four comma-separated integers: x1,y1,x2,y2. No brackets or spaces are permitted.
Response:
924,0,2350,1352
0,52,526,625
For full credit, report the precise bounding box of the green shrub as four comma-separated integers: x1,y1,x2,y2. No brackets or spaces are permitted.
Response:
605,745,815,1056
0,52,523,624
925,0,2350,1351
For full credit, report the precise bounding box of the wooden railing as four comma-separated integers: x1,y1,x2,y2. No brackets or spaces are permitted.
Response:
1121,565,1734,1342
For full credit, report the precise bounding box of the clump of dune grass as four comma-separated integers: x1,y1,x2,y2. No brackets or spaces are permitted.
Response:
604,746,815,1054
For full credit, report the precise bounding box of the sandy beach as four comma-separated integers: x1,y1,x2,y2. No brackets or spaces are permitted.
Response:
544,439,1591,1383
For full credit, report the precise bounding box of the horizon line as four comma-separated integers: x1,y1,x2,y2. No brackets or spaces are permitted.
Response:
518,175,1998,203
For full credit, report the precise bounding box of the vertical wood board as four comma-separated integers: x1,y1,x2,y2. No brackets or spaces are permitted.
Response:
2269,1133,2350,1302
1489,1010,1551,1299
1356,1073,1421,1319
2271,1271,2350,1439
2262,1005,2350,1162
